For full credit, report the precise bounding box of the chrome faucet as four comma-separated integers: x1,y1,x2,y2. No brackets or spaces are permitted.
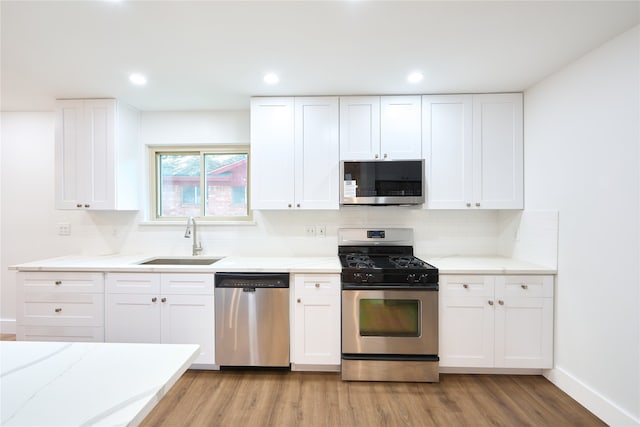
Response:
184,216,203,256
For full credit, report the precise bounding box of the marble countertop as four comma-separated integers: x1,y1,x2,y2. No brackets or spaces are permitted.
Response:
11,254,343,274
1,341,199,426
11,254,555,275
423,255,556,275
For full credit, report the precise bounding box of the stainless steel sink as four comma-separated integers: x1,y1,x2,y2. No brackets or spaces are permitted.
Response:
138,257,221,266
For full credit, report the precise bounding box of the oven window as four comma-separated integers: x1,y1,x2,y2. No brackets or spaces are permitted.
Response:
359,299,420,337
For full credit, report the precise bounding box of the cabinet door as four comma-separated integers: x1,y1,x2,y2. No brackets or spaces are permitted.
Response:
105,293,161,343
160,294,215,365
250,97,295,209
339,96,380,160
494,275,553,368
292,274,341,367
422,95,473,209
55,100,85,209
439,295,495,368
381,95,422,160
472,93,523,209
294,97,339,209
83,99,116,210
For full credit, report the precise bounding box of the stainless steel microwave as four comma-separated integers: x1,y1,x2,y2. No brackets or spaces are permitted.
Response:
340,159,425,205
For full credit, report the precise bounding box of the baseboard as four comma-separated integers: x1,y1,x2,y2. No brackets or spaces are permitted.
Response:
0,319,16,334
544,367,639,426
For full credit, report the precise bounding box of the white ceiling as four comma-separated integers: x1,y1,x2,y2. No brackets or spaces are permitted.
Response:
1,1,638,112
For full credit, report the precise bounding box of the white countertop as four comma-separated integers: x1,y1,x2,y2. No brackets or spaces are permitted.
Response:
424,255,556,275
11,254,555,275
0,341,199,426
11,254,342,274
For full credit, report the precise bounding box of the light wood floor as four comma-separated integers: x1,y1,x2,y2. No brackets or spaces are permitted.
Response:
1,335,603,426
141,369,605,427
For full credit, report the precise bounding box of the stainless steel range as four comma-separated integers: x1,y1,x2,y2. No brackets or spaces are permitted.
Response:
339,228,439,382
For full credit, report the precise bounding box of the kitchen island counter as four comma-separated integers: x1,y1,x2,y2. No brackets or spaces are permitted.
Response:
0,341,199,426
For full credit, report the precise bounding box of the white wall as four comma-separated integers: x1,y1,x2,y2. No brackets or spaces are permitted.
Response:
0,109,514,330
525,26,639,425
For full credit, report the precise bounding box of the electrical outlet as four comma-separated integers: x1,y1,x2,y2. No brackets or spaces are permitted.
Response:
58,223,71,236
305,225,317,237
317,225,326,238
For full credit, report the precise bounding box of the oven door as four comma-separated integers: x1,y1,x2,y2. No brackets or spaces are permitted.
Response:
342,288,438,355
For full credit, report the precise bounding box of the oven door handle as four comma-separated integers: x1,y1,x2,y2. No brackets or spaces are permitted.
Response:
342,284,438,291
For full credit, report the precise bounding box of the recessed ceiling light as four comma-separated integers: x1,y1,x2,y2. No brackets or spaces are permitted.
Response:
129,73,147,85
407,72,423,84
263,73,279,84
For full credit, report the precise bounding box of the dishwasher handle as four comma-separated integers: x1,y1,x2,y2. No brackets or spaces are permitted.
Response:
215,272,289,288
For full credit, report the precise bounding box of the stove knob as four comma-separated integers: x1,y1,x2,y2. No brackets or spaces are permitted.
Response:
365,273,374,283
407,274,416,283
353,272,363,282
419,274,429,283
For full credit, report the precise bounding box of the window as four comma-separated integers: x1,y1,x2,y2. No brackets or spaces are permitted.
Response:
149,146,251,221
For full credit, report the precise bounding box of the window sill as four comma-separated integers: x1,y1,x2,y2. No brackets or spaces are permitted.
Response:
138,220,257,226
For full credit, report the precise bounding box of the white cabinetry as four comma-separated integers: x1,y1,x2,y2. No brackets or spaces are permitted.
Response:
105,273,215,365
55,98,139,210
422,93,523,209
340,96,422,160
439,274,553,369
16,272,105,342
291,274,341,370
251,97,339,210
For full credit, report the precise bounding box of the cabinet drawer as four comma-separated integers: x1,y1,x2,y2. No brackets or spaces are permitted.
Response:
19,293,104,327
19,272,104,293
17,325,104,342
497,275,554,298
106,273,160,294
161,273,214,295
439,275,494,297
294,274,340,296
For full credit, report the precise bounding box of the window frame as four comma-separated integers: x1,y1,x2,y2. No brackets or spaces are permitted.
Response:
148,145,252,222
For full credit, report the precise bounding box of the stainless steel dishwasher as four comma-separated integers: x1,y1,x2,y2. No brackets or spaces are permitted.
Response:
215,272,290,367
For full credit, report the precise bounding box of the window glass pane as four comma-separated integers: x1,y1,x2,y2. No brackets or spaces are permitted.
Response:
158,154,201,217
204,153,248,217
359,299,420,337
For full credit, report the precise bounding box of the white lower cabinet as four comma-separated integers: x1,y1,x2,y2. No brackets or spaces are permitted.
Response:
105,273,215,365
291,274,341,370
439,274,553,369
16,272,105,342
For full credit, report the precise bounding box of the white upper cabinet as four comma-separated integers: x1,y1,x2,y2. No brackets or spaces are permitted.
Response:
55,99,140,210
339,96,380,160
422,93,523,209
422,95,473,209
380,95,422,159
340,95,422,160
472,94,523,209
251,96,339,210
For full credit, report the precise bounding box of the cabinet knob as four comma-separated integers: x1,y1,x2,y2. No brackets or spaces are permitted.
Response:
76,204,83,208
288,204,292,208
383,153,388,159
488,300,494,306
374,154,379,159
462,284,469,289
161,297,167,303
297,298,301,303
498,300,504,305
54,308,62,313
521,284,528,289
315,283,320,288
475,202,481,207
296,203,300,208
54,280,62,286
466,202,471,207
152,297,157,303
